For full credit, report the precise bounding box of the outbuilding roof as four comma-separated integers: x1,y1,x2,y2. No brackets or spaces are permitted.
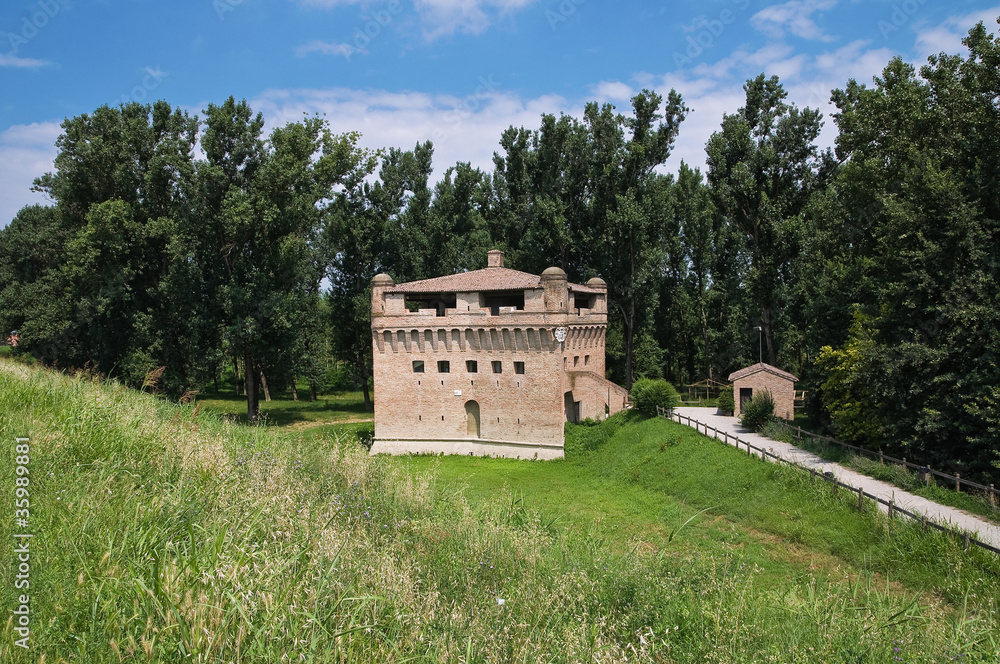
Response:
728,362,799,383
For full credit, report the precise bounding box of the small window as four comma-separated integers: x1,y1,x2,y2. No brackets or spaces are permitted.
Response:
438,360,450,373
412,360,425,373
492,361,502,374
574,356,580,367
514,361,525,374
466,360,478,373
584,355,590,366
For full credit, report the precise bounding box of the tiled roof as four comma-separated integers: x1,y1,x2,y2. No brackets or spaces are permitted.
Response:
728,362,798,383
387,267,601,294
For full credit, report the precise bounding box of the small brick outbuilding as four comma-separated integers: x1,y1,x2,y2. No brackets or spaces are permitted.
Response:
728,362,798,421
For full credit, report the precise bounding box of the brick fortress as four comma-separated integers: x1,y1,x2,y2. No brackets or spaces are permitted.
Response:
370,250,628,459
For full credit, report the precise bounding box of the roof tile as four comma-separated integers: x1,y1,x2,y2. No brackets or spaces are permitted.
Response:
387,267,601,294
728,362,799,383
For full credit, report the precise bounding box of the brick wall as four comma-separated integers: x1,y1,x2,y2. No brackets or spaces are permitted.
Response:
370,260,626,458
732,371,795,421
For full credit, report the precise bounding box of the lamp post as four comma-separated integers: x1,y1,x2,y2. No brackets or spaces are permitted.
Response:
752,326,762,364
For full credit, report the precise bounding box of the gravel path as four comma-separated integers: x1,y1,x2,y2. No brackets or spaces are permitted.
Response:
673,407,1000,551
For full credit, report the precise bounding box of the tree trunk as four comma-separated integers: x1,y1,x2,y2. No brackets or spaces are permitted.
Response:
244,348,259,422
762,306,777,366
310,381,318,402
700,298,710,379
623,306,635,392
360,350,373,412
260,369,272,402
233,355,241,395
290,376,299,401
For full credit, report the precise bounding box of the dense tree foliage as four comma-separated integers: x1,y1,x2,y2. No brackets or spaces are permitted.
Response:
2,18,999,479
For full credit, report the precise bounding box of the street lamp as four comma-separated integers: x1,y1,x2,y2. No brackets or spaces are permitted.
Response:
752,326,762,364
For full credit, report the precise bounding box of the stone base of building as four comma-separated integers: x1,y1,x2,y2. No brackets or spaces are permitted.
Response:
370,437,564,460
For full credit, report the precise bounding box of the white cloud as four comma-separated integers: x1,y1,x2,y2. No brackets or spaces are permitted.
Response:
912,6,1000,60
0,54,49,68
590,80,634,102
250,85,569,178
414,0,537,39
291,0,538,39
296,39,360,58
250,31,898,190
690,42,796,82
751,0,837,42
0,123,60,228
659,78,747,175
659,36,898,173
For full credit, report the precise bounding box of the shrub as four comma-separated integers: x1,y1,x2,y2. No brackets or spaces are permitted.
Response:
759,419,794,444
717,386,734,414
630,378,679,417
740,389,775,432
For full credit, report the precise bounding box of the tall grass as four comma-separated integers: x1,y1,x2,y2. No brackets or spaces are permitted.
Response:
1,361,998,662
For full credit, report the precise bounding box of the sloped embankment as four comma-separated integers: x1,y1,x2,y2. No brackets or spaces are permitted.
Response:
1,361,998,662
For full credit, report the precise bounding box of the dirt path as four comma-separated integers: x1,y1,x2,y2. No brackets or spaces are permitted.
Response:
673,407,1000,551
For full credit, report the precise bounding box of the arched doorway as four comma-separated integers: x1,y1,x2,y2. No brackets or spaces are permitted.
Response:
465,400,481,438
564,391,580,423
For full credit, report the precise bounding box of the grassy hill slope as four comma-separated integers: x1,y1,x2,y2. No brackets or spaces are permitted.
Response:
1,360,997,663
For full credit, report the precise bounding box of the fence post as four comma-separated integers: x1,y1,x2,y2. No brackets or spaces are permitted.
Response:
955,473,961,493
888,500,894,520
926,466,932,487
879,450,884,465
858,486,863,512
963,533,970,551
921,515,927,531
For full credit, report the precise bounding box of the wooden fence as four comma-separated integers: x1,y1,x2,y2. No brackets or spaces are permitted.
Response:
771,421,999,507
656,406,1000,557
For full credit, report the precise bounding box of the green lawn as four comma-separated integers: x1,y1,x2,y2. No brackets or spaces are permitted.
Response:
195,388,372,429
399,413,1000,605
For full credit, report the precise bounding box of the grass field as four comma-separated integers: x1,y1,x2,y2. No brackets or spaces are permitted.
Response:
1,360,998,662
195,388,373,429
760,421,1000,525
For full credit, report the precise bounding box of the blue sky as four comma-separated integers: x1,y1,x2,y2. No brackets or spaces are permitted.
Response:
2,0,999,227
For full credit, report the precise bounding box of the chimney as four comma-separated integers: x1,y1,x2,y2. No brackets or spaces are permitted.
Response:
487,249,504,268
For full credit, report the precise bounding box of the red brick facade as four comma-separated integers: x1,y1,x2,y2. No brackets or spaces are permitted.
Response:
370,251,628,459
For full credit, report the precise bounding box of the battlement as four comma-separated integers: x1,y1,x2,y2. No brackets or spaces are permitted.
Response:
371,253,607,325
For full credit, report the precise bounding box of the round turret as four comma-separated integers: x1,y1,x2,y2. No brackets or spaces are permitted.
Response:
371,273,394,287
540,266,567,278
586,277,607,289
